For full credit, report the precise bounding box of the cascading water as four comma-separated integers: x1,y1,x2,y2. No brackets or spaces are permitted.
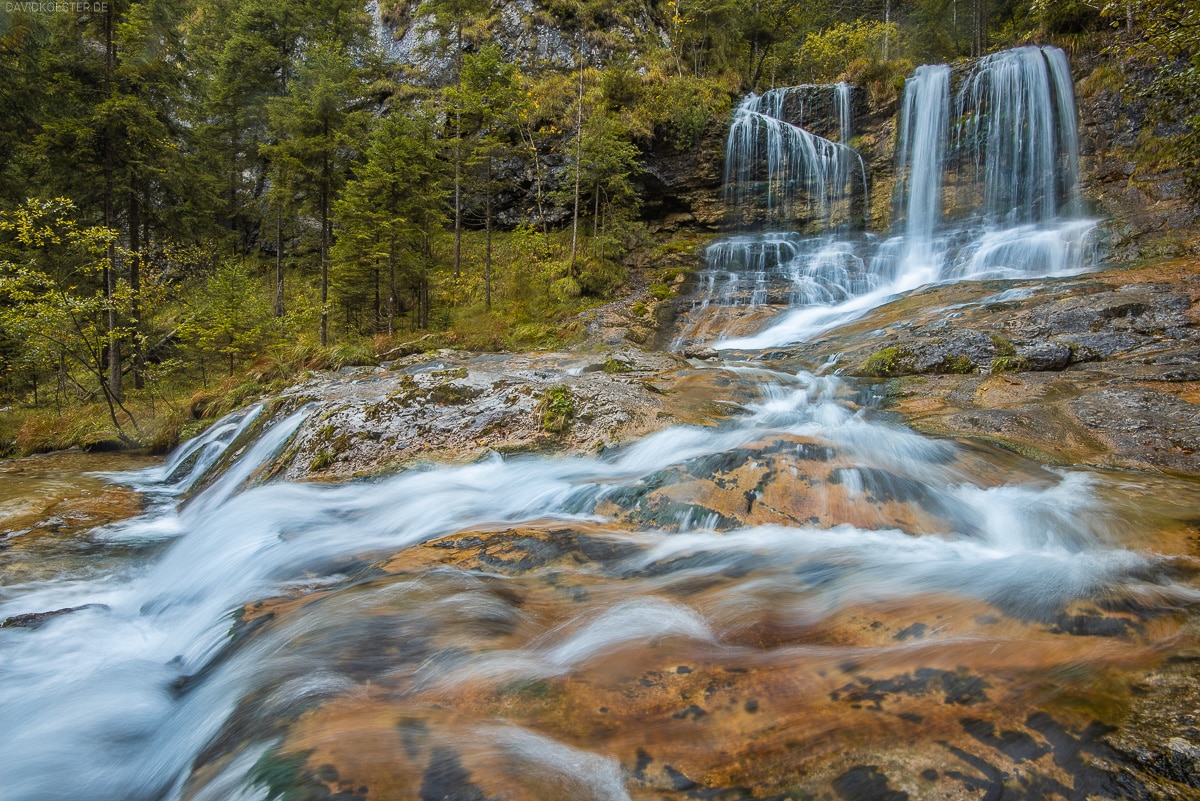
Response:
0,45,1192,801
675,84,871,348
723,85,868,231
2,363,1195,800
889,64,951,283
678,45,1096,352
954,45,1083,225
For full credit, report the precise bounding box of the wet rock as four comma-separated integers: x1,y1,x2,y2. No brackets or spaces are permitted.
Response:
682,346,720,360
771,265,1200,475
420,747,489,801
1104,661,1200,794
832,766,908,801
596,434,969,536
0,603,109,629
830,668,990,709
263,349,687,481
1014,341,1071,371
1069,388,1200,473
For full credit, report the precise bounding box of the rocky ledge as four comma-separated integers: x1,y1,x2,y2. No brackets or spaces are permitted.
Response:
767,262,1200,476
253,348,690,483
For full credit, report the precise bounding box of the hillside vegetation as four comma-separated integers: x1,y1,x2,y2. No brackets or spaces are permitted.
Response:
0,0,1195,453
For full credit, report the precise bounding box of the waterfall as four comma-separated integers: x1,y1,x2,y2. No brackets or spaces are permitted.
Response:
689,45,1096,353
893,64,951,277
676,84,871,348
836,81,852,149
954,45,1083,226
723,85,868,231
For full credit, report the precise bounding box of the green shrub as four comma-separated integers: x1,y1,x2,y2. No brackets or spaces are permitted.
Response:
990,356,1029,374
538,385,575,434
552,277,582,300
861,346,904,377
578,260,628,297
328,339,378,369
603,358,631,374
941,354,975,374
989,334,1016,357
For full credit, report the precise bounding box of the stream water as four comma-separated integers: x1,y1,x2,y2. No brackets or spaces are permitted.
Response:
2,46,1199,801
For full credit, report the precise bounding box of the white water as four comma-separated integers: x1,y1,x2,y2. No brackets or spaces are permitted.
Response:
683,46,1096,353
0,47,1179,801
724,85,868,230
1,360,1190,799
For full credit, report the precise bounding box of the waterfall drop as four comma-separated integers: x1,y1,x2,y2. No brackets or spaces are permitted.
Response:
680,46,1096,352
723,85,868,232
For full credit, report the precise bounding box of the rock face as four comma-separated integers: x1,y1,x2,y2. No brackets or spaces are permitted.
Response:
371,0,666,84
636,118,728,233
261,348,687,482
1075,58,1200,262
762,263,1200,475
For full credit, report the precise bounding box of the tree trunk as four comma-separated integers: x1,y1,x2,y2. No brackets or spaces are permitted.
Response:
973,0,985,57
520,125,548,235
387,234,396,336
485,157,493,309
454,124,463,279
104,3,120,402
320,123,330,347
453,22,463,279
129,176,143,390
569,55,584,278
883,0,891,61
275,202,285,317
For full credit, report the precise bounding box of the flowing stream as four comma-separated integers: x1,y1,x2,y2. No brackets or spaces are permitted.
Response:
2,47,1199,801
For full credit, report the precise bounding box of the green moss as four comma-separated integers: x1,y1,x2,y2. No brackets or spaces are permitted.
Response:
426,383,482,405
251,749,311,801
1079,64,1124,98
648,283,674,301
602,358,631,374
538,384,575,434
989,334,1016,357
941,354,976,374
308,449,335,471
861,346,905,377
990,355,1029,374
631,301,648,317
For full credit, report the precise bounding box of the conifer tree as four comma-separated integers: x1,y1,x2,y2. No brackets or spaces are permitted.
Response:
334,111,443,334
263,43,370,346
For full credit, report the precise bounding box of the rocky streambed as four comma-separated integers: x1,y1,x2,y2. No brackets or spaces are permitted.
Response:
6,223,1200,801
748,261,1200,477
5,262,1200,801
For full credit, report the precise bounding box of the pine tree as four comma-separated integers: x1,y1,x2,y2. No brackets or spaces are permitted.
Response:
263,42,371,346
416,0,492,279
459,45,525,309
333,112,444,334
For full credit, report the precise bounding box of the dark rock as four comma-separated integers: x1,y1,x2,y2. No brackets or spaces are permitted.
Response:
1,603,109,629
832,766,908,801
1014,341,1071,371
959,718,1049,763
893,622,928,641
419,747,488,801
